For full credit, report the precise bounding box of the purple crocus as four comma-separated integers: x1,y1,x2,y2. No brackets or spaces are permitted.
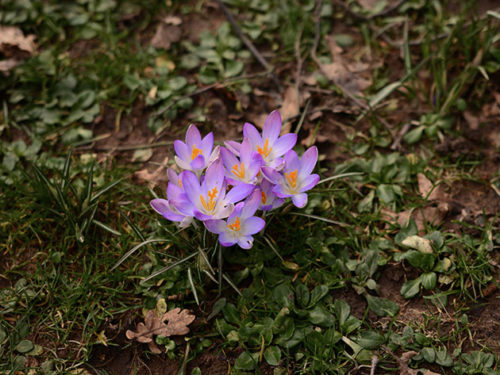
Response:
150,169,194,228
181,159,255,221
258,179,284,211
174,124,217,174
243,110,297,169
262,146,320,208
220,138,263,186
204,190,265,249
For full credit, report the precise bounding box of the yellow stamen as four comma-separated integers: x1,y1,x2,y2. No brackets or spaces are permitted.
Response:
285,169,298,188
178,178,182,188
257,138,272,158
227,217,241,231
261,191,267,204
191,144,202,160
232,163,245,179
200,186,218,211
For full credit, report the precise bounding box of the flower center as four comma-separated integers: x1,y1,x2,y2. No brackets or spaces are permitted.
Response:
257,138,272,158
285,169,298,189
191,144,202,160
261,191,267,204
232,163,245,179
227,217,241,231
200,186,218,212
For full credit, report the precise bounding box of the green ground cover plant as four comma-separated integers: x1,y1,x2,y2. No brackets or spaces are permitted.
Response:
0,0,498,374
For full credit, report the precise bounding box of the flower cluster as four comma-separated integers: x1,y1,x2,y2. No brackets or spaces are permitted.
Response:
151,110,319,249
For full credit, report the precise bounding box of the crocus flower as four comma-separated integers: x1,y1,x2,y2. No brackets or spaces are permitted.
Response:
258,179,284,211
150,169,194,228
174,124,217,174
262,146,320,208
243,110,297,169
220,138,263,186
204,190,265,249
181,159,255,221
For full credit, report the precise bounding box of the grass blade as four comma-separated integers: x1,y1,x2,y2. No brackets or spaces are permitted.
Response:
111,238,170,271
92,219,122,236
187,267,200,306
141,252,198,283
289,212,350,228
318,172,364,185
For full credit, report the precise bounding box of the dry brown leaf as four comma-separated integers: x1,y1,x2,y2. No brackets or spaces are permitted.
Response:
151,23,181,50
417,173,433,199
357,0,378,10
280,86,300,134
0,59,20,72
126,307,195,354
134,156,169,186
422,371,441,375
316,35,372,96
0,26,36,54
162,16,182,25
399,351,418,375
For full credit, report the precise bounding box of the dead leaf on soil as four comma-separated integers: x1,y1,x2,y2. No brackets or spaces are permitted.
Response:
417,173,442,200
0,25,37,73
315,35,372,97
279,86,310,134
134,156,169,186
151,20,182,50
126,307,195,354
0,26,36,54
398,350,418,375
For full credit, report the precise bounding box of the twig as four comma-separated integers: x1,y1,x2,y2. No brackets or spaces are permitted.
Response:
311,0,323,61
214,0,282,92
390,122,411,150
370,355,379,375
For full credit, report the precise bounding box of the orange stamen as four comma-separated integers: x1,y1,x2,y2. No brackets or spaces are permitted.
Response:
191,144,202,160
178,178,182,188
257,138,272,158
261,191,267,204
232,163,245,179
227,217,241,231
285,169,298,188
200,186,218,211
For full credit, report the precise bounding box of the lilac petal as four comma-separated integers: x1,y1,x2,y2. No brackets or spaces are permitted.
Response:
246,152,264,177
299,146,318,178
268,157,284,170
228,202,244,222
185,124,202,146
272,198,285,209
181,171,201,206
284,150,300,173
292,193,308,208
243,217,265,235
260,204,273,211
150,199,185,222
299,174,320,193
219,232,236,247
174,156,191,171
207,146,221,166
237,235,254,249
194,209,213,221
241,190,261,218
204,159,224,192
220,147,239,172
204,219,226,234
179,216,193,228
271,133,297,158
171,197,194,216
243,123,262,148
239,138,252,164
224,140,241,156
190,154,206,170
150,199,170,215
167,168,179,185
174,140,189,161
262,110,281,143
225,183,254,204
272,184,292,198
261,166,282,184
201,132,214,156
166,183,183,201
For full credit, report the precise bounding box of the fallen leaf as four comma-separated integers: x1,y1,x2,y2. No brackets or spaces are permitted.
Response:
280,86,300,134
151,23,181,50
422,370,441,375
134,156,169,185
357,0,378,10
402,235,433,253
399,350,418,375
316,35,372,96
126,307,195,354
417,173,440,200
0,26,37,54
0,59,20,72
162,16,182,25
